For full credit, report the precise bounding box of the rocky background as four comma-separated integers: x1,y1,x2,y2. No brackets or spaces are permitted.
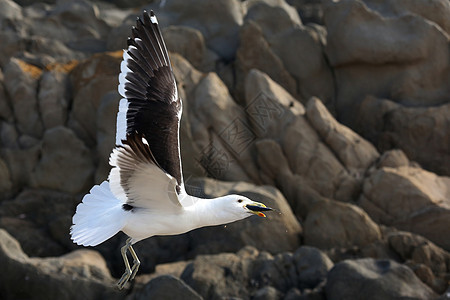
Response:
0,0,449,299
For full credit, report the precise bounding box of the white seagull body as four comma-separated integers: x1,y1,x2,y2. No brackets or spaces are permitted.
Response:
70,10,271,289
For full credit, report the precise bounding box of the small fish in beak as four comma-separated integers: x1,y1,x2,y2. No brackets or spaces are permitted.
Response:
245,202,272,217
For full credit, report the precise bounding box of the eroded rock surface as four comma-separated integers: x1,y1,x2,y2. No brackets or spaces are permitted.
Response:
0,0,449,298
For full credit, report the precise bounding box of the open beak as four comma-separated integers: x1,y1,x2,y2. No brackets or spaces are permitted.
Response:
245,202,272,217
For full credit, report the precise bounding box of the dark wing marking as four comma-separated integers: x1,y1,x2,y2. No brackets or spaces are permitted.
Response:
117,10,183,191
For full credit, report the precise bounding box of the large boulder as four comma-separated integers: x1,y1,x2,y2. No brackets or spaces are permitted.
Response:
293,246,334,290
303,198,382,250
181,245,332,299
188,72,260,183
356,95,450,176
163,26,219,72
0,229,123,300
29,0,111,53
0,70,13,122
326,258,437,300
133,275,203,300
0,144,40,193
359,165,450,250
246,70,366,203
387,231,450,294
38,70,70,130
0,189,79,256
30,126,94,194
244,1,334,106
145,0,244,60
3,58,43,138
95,91,121,182
68,51,121,145
236,20,297,98
0,158,13,200
306,97,379,172
324,0,450,128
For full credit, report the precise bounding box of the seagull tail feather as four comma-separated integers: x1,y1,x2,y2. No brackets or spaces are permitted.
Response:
70,181,127,247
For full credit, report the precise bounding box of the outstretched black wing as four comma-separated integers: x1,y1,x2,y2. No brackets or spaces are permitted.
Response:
116,10,183,191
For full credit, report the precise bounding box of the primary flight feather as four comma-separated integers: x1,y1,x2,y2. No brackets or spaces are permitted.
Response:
70,10,272,289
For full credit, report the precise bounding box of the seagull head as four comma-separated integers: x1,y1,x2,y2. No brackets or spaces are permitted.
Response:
225,195,272,218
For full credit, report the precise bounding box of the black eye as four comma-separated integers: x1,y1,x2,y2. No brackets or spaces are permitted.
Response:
237,199,243,203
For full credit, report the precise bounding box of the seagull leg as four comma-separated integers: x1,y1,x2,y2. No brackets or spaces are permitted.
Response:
117,238,133,289
128,244,141,281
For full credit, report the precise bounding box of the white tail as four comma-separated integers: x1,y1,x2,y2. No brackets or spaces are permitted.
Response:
70,181,127,246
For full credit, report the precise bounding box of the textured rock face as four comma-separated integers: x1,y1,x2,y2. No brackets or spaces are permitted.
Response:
30,126,94,194
303,198,381,249
146,0,244,61
0,0,449,298
322,0,450,177
325,0,449,120
326,258,437,300
356,96,450,176
0,229,123,300
387,231,450,294
360,165,450,250
3,58,43,138
69,52,121,145
133,275,203,300
180,246,333,299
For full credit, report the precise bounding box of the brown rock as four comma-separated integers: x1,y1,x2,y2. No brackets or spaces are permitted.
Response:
0,121,18,148
306,97,379,172
0,70,13,122
163,26,205,68
30,0,110,53
236,21,297,98
0,144,40,192
245,1,334,106
406,262,448,295
366,0,450,34
158,0,244,61
324,0,450,128
190,72,260,182
163,26,218,72
360,165,450,250
0,228,123,300
294,246,334,289
3,58,44,138
106,14,137,51
38,70,69,130
180,245,332,299
376,149,410,169
95,91,120,182
303,198,382,249
326,258,438,300
30,126,94,194
357,96,450,176
245,0,302,30
133,275,203,300
387,231,450,276
0,189,79,256
68,52,121,145
0,158,13,200
246,70,361,202
181,252,250,299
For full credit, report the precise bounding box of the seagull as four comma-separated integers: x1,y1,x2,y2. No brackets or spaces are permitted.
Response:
70,10,272,289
